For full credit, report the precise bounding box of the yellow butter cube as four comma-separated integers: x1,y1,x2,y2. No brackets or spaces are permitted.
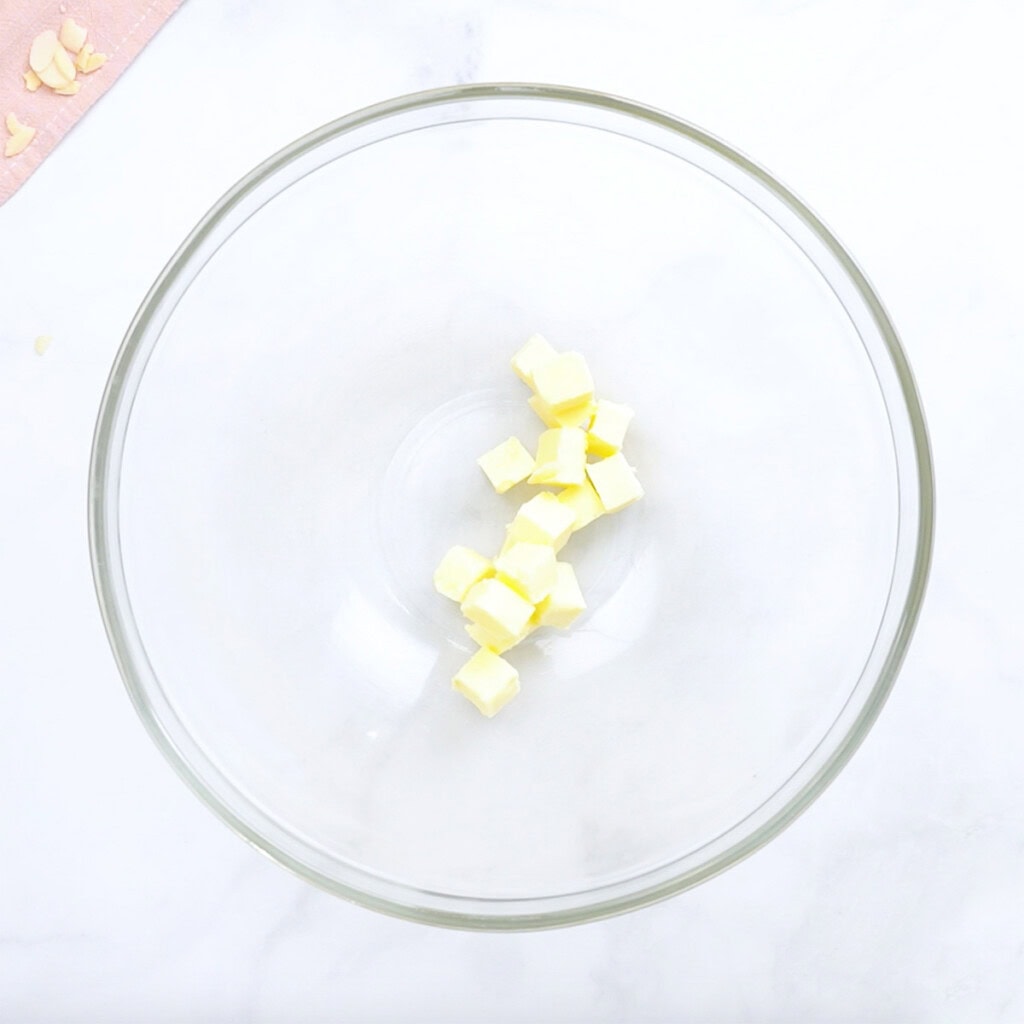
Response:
461,578,535,644
586,453,644,513
477,436,535,494
495,541,558,603
528,394,596,430
433,546,493,602
511,333,558,387
465,619,535,654
531,352,594,413
534,562,586,628
528,427,587,487
453,647,520,717
507,491,576,552
557,478,606,531
586,400,635,457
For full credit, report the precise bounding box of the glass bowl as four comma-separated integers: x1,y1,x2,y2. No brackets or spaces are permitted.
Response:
89,84,934,929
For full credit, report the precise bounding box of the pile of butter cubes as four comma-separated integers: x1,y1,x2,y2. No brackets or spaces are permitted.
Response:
434,335,644,717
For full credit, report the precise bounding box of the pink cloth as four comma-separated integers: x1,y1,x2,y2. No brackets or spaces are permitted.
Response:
1,0,182,207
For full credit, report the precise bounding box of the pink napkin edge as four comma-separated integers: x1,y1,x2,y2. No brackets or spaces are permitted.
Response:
1,0,184,207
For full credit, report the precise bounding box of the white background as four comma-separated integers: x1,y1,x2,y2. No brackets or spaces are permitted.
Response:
2,2,1022,1021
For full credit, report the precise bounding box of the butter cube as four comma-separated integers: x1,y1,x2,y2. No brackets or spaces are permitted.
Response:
511,333,558,387
586,453,644,513
461,578,535,645
557,478,605,531
465,620,535,654
498,528,518,557
587,400,635,457
507,492,576,552
453,647,520,717
531,352,594,413
534,562,586,628
477,436,535,494
528,394,595,430
433,546,493,602
528,427,587,487
495,541,557,603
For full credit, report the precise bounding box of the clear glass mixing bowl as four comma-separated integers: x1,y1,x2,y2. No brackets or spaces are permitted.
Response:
89,84,934,929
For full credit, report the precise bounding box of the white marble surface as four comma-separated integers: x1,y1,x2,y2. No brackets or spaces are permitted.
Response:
1,1,1022,1020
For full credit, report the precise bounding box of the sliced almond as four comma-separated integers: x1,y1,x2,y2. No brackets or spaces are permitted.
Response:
4,114,36,158
75,44,94,71
29,29,59,74
24,69,42,92
5,133,33,157
52,43,77,83
82,51,108,74
37,61,72,90
59,18,88,54
54,81,81,96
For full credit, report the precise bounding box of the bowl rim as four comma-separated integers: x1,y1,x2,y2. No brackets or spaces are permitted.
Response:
88,82,935,931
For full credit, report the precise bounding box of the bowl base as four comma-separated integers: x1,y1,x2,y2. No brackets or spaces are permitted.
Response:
374,386,644,648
